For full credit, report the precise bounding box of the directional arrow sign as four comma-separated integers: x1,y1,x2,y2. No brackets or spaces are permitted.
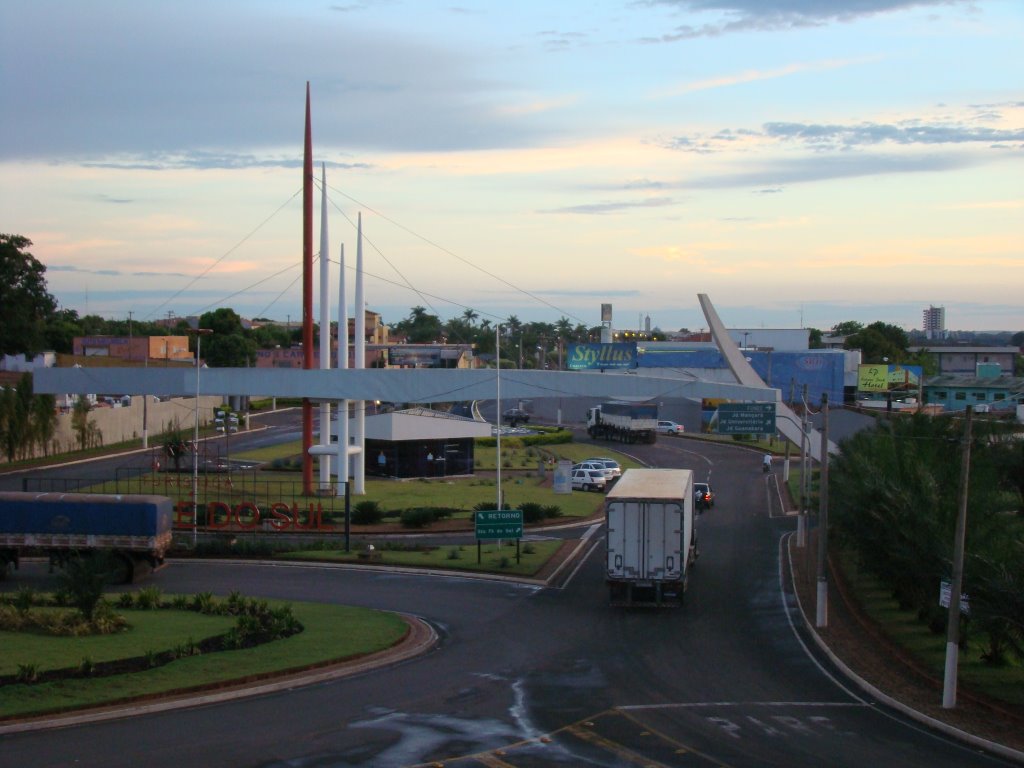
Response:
475,509,523,540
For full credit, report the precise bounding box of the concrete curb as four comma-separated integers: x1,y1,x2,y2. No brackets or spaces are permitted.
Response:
0,613,438,735
784,534,1024,765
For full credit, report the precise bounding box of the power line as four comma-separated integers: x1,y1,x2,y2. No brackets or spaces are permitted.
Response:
147,186,303,322
324,181,589,328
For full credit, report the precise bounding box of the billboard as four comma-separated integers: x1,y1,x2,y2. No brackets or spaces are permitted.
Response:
566,342,637,370
857,364,923,392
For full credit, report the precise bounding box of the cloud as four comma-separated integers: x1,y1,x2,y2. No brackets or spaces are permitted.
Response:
684,152,976,189
47,264,190,279
638,0,975,40
663,107,1024,154
654,56,882,97
761,121,1024,149
541,197,677,215
0,3,550,163
80,152,373,172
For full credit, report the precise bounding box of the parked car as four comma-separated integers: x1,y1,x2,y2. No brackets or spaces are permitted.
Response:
586,457,622,477
694,482,714,511
571,468,608,492
503,408,530,426
573,461,617,481
657,420,685,435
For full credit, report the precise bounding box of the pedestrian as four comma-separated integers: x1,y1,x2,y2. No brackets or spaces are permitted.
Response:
763,453,772,472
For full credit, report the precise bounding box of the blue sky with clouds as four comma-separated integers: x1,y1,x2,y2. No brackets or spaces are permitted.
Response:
1,0,1021,333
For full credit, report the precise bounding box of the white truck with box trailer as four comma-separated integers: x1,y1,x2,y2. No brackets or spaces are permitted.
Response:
605,468,697,607
586,401,658,444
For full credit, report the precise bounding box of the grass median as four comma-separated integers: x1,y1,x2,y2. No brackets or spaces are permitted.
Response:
279,539,565,577
0,600,408,721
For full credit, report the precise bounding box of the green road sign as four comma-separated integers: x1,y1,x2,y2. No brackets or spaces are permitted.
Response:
475,509,523,540
715,402,776,435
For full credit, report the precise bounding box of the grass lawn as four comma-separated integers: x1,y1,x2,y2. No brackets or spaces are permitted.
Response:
84,471,608,523
837,553,1024,708
0,600,408,720
281,539,564,577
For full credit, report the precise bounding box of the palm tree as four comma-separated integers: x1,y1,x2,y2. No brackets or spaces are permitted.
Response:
462,308,479,326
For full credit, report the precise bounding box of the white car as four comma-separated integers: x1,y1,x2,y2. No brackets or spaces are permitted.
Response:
571,468,608,492
657,420,685,435
573,461,617,481
586,457,622,477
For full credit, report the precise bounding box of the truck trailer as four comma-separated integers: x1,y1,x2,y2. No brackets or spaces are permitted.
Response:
605,468,697,607
0,492,174,583
587,401,658,444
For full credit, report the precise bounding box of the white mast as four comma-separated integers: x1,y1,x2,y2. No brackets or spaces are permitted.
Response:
318,163,332,490
354,212,366,494
337,242,349,494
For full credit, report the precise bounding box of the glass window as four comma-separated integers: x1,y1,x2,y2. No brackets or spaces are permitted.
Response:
974,392,986,401
955,392,966,401
933,391,946,399
994,393,1005,401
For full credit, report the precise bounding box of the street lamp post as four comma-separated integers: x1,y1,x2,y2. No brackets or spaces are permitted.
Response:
189,329,213,546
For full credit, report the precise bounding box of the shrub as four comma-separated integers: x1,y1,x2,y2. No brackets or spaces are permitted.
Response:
57,552,118,621
446,547,461,560
542,505,562,519
521,502,545,524
16,664,39,683
191,592,216,614
352,500,384,525
400,508,436,528
135,587,163,609
13,587,35,613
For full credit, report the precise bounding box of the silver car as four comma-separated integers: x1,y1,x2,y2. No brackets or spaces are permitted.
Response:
586,457,622,477
571,468,608,492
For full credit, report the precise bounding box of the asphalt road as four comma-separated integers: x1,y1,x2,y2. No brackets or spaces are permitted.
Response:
0,426,1018,767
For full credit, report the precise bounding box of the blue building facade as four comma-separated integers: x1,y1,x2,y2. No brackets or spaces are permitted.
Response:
923,375,1024,412
636,346,845,406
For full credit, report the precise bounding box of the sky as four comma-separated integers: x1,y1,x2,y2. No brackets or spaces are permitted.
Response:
1,0,1022,335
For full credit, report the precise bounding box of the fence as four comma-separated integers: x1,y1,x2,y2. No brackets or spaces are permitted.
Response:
22,471,352,534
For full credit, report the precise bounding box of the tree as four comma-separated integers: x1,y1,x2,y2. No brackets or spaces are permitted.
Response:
392,306,443,343
204,333,257,367
162,423,190,473
831,321,864,336
844,322,909,363
808,328,824,349
71,396,99,451
830,414,1020,662
0,234,58,356
44,308,84,354
0,385,17,462
31,393,58,456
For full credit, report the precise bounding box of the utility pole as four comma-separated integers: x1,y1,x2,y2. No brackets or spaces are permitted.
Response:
798,384,809,547
784,379,794,483
943,405,973,708
816,391,830,628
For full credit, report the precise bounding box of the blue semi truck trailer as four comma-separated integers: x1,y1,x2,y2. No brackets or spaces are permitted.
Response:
0,492,174,583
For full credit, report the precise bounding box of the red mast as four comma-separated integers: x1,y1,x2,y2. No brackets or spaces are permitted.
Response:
302,83,314,495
